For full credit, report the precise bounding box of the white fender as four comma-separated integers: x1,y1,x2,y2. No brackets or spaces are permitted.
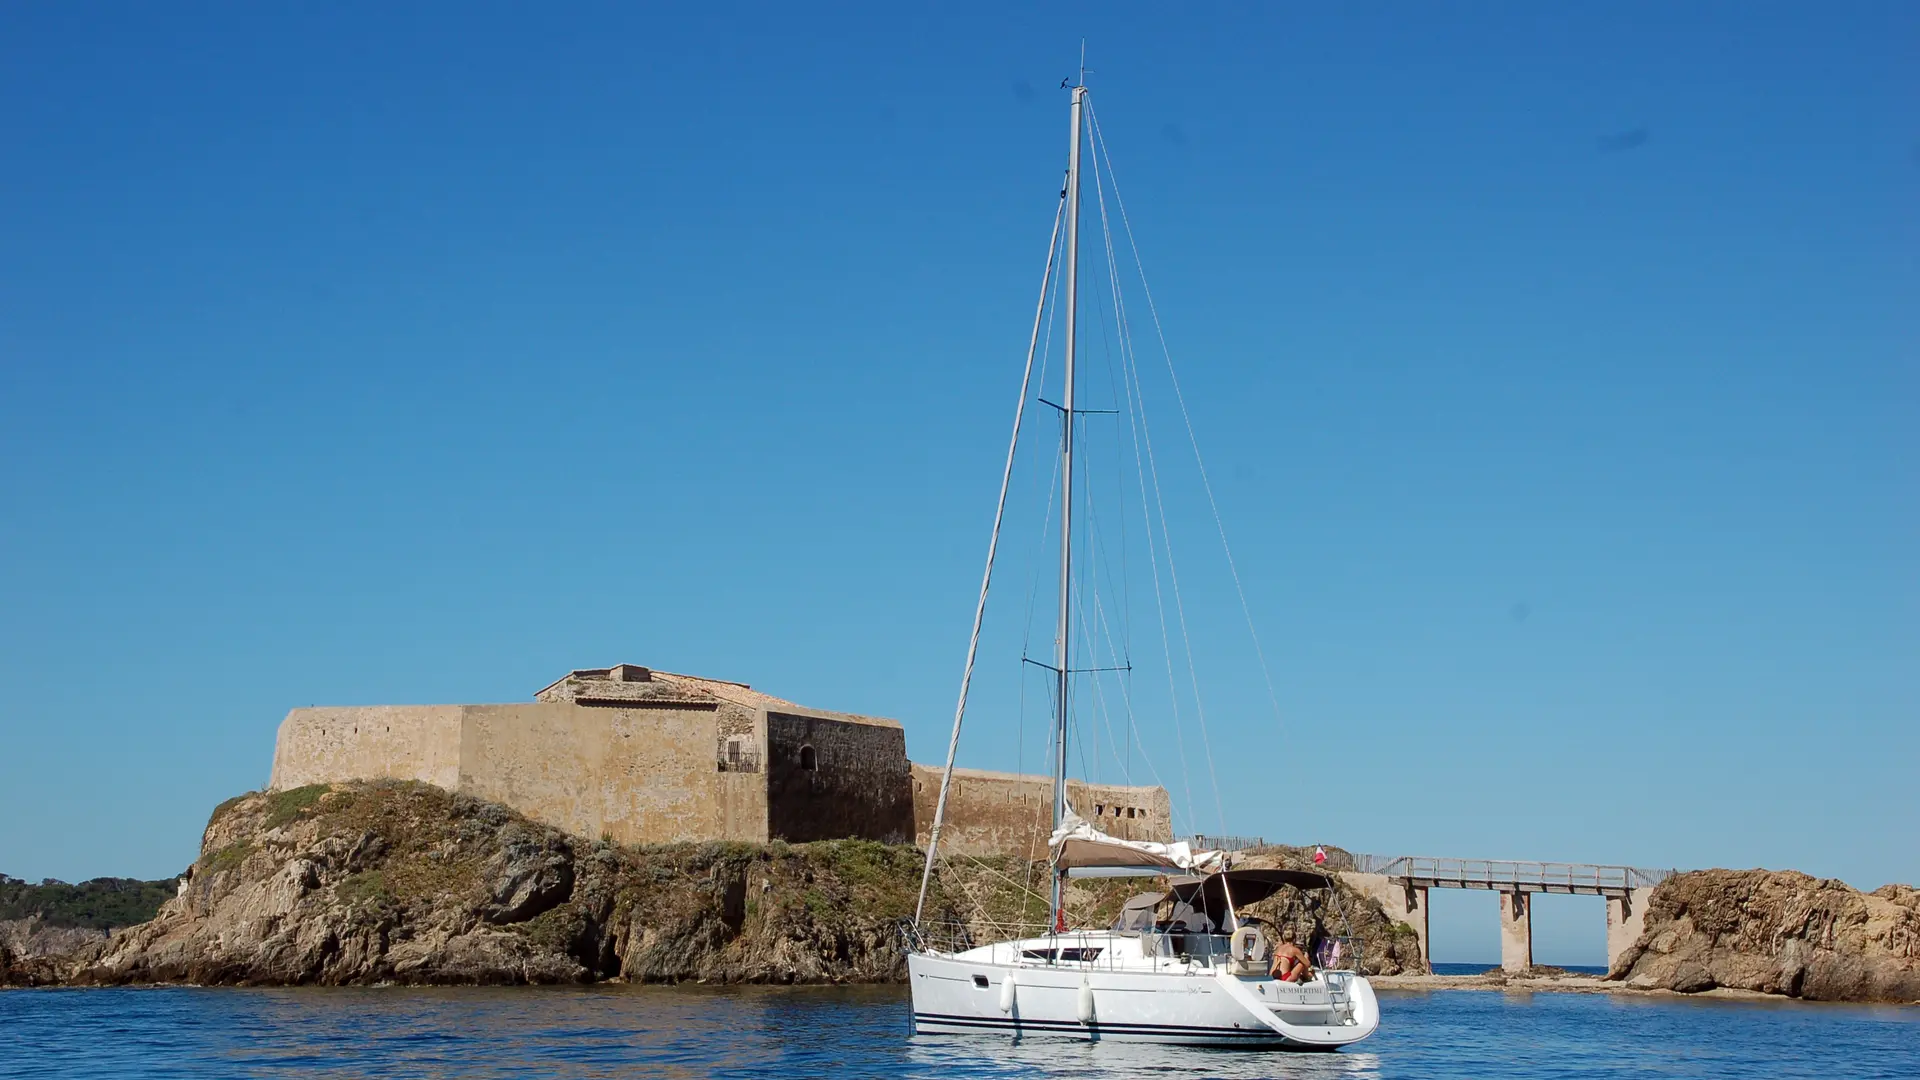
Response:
1076,976,1095,1024
998,972,1016,1014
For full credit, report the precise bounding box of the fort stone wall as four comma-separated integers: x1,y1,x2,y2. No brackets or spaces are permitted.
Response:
713,700,770,843
910,764,1173,858
766,711,914,844
270,706,463,793
271,700,766,847
458,702,744,846
268,666,1172,858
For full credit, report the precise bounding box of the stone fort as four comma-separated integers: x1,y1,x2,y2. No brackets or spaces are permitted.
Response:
269,664,1171,857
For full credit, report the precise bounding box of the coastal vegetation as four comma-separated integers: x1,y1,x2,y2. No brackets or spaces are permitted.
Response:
0,874,177,932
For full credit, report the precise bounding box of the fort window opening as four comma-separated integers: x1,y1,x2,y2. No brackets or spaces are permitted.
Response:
718,736,760,773
800,744,817,771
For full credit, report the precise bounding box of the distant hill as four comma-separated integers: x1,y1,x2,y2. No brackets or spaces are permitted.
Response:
0,874,178,931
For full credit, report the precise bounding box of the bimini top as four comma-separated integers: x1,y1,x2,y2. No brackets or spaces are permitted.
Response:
1048,811,1228,875
1107,869,1338,934
1169,867,1335,911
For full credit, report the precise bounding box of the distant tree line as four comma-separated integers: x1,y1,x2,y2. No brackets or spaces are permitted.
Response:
0,873,178,931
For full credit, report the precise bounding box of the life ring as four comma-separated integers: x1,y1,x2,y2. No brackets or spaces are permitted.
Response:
1230,925,1270,963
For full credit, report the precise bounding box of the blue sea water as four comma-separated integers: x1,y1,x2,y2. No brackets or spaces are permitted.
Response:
2,984,1914,1078
1430,962,1610,976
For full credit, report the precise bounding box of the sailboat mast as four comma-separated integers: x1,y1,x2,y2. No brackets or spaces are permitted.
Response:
1052,83,1086,926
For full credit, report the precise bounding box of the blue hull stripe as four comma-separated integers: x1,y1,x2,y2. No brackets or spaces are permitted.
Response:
912,1011,1291,1040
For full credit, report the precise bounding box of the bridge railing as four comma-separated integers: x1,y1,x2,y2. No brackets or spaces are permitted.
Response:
1352,855,1676,891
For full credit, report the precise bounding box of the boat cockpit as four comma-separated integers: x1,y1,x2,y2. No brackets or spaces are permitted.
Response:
953,867,1361,979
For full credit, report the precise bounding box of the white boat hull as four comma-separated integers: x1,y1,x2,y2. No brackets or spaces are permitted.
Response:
907,948,1379,1050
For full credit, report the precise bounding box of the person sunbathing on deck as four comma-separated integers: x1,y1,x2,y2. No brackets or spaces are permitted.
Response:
1269,932,1315,984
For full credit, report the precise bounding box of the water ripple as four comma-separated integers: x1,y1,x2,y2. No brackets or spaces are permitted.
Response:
1,984,1913,1078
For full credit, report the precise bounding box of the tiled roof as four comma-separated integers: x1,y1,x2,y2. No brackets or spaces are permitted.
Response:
535,665,901,728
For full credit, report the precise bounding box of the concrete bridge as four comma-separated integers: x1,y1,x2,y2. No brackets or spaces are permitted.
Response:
1344,855,1677,973
1178,836,1681,973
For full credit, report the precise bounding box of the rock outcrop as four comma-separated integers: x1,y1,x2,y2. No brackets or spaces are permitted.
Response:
57,782,953,985
1611,869,1920,1003
1,919,113,986
1232,846,1428,976
1,873,180,986
2,781,1419,987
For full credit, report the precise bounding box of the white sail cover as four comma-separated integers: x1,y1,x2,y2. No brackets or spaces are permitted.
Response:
1047,812,1228,875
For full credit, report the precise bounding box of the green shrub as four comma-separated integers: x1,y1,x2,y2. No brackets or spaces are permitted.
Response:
335,870,393,907
204,843,251,875
264,785,330,829
206,792,255,828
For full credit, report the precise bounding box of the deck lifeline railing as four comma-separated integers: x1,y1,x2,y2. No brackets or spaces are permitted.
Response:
1351,855,1676,892
900,918,1366,979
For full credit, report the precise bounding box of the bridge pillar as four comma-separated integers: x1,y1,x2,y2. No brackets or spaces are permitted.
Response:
1338,873,1430,971
1499,890,1532,972
1605,887,1654,975
1402,883,1430,970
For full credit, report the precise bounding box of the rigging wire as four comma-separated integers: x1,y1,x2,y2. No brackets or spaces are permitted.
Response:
1017,235,1069,658
1088,588,1177,798
1010,206,1070,900
1073,419,1139,793
1088,103,1232,834
1078,249,1141,764
922,96,1287,939
1057,402,1146,796
1122,326,1230,837
1078,576,1170,796
1064,429,1165,802
914,191,1067,925
1074,421,1102,786
1020,270,1076,910
1084,116,1209,835
1089,103,1288,737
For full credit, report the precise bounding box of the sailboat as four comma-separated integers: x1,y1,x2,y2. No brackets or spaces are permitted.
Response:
901,75,1381,1050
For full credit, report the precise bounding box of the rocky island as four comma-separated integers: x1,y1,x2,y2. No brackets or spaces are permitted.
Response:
1609,867,1920,1002
3,780,1912,1005
1,781,1421,987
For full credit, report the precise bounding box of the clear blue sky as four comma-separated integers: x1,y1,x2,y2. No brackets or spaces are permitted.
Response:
2,3,1913,965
